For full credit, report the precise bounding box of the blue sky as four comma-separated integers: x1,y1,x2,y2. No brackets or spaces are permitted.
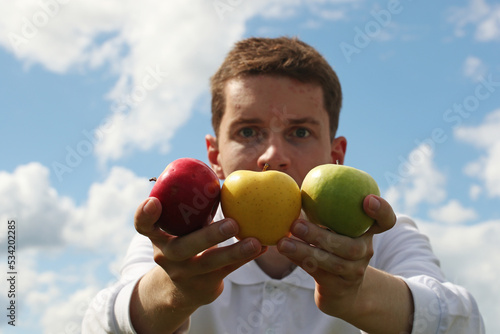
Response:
1,0,500,332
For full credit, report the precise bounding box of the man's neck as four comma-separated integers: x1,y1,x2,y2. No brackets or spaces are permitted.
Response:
255,246,297,279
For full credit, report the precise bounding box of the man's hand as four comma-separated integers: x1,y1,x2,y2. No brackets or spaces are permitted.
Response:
131,197,266,333
277,195,412,334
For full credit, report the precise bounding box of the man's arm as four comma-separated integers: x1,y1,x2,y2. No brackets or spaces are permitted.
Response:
376,215,485,334
277,195,413,334
130,266,195,333
130,197,265,333
335,266,414,333
278,194,484,334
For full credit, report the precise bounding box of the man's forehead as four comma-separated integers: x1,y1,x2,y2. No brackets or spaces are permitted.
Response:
224,75,322,93
224,77,323,110
220,75,327,129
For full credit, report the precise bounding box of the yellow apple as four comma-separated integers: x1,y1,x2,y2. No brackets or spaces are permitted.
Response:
221,170,301,245
301,164,380,238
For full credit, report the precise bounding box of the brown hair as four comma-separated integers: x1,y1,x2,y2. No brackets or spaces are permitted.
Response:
210,36,342,139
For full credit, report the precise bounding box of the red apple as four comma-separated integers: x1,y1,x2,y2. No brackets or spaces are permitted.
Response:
149,158,221,236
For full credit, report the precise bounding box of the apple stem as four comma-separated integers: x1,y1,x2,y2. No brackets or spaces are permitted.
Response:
263,163,270,171
149,177,157,182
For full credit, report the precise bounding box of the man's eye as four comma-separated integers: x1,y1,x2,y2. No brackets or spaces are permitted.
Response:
239,127,256,138
293,128,310,138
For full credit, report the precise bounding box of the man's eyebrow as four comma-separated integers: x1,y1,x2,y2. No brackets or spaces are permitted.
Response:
287,117,321,126
230,118,264,126
229,116,321,127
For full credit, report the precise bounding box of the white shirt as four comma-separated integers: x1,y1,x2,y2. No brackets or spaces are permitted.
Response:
82,210,484,333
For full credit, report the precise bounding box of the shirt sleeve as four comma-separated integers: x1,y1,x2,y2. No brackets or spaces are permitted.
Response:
372,216,485,334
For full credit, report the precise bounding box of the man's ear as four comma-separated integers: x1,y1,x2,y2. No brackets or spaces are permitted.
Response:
205,134,225,179
331,136,347,165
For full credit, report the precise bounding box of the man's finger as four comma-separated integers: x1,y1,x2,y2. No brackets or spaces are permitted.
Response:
187,238,265,276
363,195,397,235
134,197,162,236
162,219,240,261
287,219,368,261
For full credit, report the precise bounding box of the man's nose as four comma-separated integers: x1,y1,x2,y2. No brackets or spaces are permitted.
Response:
256,134,291,171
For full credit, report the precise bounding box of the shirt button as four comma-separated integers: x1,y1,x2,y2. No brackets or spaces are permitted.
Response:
265,284,275,293
265,328,276,334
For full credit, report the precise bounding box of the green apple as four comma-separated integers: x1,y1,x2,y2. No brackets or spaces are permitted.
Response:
221,169,301,246
301,164,380,237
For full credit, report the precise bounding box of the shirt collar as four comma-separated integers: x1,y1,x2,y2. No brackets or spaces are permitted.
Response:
214,206,316,290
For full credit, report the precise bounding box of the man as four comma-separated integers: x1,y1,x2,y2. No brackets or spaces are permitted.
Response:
83,37,484,333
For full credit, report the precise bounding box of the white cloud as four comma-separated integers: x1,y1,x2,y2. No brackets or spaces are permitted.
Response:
0,162,76,249
41,286,100,334
24,267,62,311
383,144,447,214
469,183,483,200
1,248,84,328
0,1,248,165
0,163,151,331
87,1,254,165
64,166,151,255
0,162,150,256
9,251,103,332
455,109,500,149
428,199,478,224
308,4,347,21
454,109,500,198
448,0,500,41
417,219,500,333
463,56,487,82
0,1,127,73
476,6,500,41
0,0,367,166
262,0,360,20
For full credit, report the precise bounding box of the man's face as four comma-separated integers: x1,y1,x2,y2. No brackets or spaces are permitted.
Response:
206,75,346,186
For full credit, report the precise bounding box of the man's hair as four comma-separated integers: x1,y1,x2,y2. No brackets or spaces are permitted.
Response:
210,36,342,139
